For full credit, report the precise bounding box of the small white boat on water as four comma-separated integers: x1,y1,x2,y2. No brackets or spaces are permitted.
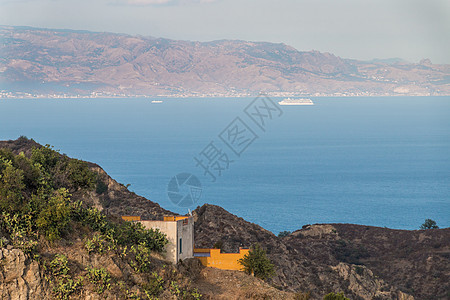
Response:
151,100,163,103
278,98,314,105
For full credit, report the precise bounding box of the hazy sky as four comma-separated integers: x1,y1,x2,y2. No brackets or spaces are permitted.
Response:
1,0,449,63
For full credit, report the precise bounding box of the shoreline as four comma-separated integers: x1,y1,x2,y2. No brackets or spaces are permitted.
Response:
1,94,450,100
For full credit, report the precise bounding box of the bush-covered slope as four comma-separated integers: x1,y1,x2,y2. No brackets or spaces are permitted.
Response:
0,137,202,299
0,137,174,219
0,137,298,300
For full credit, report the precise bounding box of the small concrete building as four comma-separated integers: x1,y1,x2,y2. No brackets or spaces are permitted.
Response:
138,216,194,264
122,215,249,270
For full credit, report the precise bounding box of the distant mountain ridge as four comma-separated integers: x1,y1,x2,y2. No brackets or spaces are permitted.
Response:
1,25,449,97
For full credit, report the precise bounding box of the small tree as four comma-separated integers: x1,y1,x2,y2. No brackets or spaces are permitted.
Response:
36,188,71,241
0,160,25,213
420,219,439,230
323,292,350,300
238,244,275,280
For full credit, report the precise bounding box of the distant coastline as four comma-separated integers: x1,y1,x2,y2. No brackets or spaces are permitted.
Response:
2,25,449,100
1,91,448,99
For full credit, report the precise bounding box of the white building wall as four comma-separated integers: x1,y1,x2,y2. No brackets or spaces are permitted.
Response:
139,220,178,263
176,217,194,262
139,217,194,264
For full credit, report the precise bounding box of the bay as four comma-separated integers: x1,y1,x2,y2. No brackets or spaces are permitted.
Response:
0,96,449,233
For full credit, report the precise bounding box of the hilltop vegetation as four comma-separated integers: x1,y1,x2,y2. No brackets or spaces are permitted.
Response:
0,137,202,299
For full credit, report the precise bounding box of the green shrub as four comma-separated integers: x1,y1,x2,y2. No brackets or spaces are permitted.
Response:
1,212,33,235
238,244,275,280
85,266,111,294
114,221,168,253
168,282,201,300
71,204,109,233
50,254,70,278
95,179,108,194
10,229,38,255
0,159,25,213
53,277,83,300
190,288,202,300
31,145,59,173
66,159,96,190
0,236,8,248
49,254,83,299
129,244,153,273
36,188,71,241
323,292,350,300
72,202,168,256
169,281,182,297
0,148,15,164
420,219,439,229
0,212,37,255
13,153,42,190
142,272,164,297
84,232,115,254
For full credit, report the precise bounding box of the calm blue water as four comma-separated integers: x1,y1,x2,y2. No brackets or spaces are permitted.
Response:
0,97,449,233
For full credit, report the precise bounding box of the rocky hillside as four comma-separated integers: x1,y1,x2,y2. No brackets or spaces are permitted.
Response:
1,137,448,299
193,204,449,299
1,26,449,97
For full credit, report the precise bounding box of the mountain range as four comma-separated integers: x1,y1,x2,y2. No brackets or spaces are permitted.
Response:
1,25,450,97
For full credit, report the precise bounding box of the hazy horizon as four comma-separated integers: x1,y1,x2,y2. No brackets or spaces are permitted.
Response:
1,0,449,64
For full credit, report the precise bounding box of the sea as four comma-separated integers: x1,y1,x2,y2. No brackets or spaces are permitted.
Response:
0,96,449,234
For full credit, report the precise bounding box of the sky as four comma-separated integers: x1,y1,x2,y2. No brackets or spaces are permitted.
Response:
1,0,449,64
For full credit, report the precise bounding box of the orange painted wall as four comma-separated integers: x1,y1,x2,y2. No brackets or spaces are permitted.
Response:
163,216,189,221
194,248,250,270
121,216,141,221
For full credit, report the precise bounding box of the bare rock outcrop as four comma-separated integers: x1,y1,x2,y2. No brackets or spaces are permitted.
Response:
332,262,414,300
0,248,49,299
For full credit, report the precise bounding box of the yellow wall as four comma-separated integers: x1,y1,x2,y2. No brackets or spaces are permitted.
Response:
164,216,188,221
121,216,141,221
194,248,250,271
